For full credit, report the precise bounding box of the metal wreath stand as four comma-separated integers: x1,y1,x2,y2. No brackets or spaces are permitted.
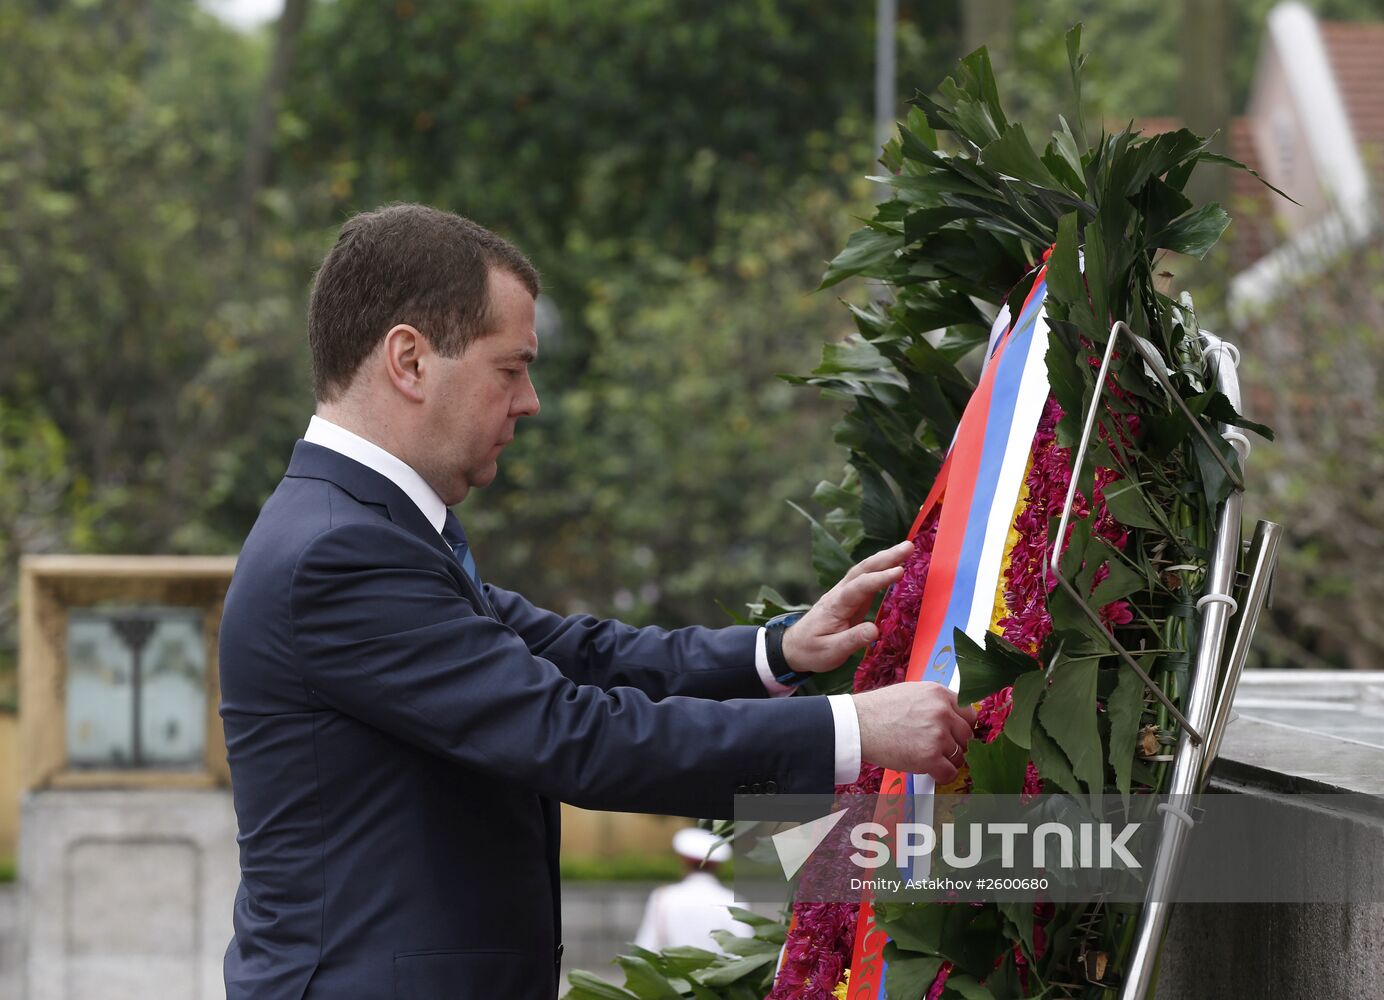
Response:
1047,321,1283,999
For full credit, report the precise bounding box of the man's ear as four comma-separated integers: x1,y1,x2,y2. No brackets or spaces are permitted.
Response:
382,324,427,402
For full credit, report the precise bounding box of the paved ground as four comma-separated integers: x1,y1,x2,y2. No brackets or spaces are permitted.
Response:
560,880,656,987
0,880,636,996
1,882,18,999
0,878,645,998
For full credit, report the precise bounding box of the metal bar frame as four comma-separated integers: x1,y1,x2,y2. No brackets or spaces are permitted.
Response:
1044,320,1282,996
1047,320,1246,744
1199,519,1283,786
1114,330,1279,1000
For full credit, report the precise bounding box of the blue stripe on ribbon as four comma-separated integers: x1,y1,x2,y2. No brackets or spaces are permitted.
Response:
900,280,1048,885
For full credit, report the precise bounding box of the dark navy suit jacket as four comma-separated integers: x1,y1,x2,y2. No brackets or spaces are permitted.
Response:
219,441,836,999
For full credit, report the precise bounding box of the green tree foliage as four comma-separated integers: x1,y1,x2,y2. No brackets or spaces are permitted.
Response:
981,0,1384,136
0,0,327,690
6,0,1376,704
0,0,884,683
0,0,318,557
465,168,872,623
281,1,877,271
0,402,79,706
277,1,911,625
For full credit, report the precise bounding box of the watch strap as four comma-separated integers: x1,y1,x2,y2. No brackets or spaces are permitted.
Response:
765,611,809,687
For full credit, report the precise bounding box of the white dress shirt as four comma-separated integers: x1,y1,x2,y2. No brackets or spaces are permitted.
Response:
303,415,861,785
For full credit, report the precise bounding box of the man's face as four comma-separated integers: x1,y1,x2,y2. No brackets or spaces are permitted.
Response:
422,268,540,503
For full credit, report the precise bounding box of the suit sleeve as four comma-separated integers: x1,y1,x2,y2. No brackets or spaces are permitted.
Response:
290,523,835,817
484,584,765,701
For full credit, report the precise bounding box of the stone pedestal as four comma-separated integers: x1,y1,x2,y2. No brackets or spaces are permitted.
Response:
19,789,238,1000
1153,671,1384,999
1158,901,1384,1000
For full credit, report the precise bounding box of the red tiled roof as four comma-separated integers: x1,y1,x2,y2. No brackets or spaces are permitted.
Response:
1319,20,1384,167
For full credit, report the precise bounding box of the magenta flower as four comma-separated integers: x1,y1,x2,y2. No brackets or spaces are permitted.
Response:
927,961,953,999
1099,600,1134,628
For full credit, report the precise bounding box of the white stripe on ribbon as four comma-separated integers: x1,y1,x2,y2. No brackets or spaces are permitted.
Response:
963,305,1052,645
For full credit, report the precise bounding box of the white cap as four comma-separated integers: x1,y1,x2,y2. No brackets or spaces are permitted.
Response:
672,826,731,864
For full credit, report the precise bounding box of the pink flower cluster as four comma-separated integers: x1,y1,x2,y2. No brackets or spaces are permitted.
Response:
927,960,954,999
975,397,1137,754
768,902,858,1000
996,398,1073,657
767,509,942,1000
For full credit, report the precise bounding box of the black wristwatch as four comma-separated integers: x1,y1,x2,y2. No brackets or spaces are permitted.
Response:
765,611,809,687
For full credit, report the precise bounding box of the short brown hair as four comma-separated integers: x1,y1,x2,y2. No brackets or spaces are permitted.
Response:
307,203,540,402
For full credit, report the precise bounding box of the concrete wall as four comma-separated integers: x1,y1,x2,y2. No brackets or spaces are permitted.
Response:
1154,773,1384,1000
1152,673,1384,999
20,789,239,1000
1160,901,1384,1000
560,805,690,858
1,883,18,999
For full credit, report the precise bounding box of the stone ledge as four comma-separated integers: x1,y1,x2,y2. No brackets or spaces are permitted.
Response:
1214,670,1384,796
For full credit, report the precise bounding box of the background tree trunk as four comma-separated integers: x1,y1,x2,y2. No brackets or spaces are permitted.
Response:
1179,0,1230,205
240,0,311,241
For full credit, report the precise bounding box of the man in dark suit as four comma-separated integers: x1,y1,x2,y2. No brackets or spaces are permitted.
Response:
219,204,975,998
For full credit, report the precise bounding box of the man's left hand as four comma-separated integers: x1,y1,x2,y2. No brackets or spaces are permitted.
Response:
781,539,914,674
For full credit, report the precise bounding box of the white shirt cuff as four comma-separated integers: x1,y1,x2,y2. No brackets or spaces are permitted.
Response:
754,628,861,786
827,694,862,786
754,627,797,697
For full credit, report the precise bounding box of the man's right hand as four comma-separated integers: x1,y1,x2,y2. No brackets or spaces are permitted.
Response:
852,682,978,785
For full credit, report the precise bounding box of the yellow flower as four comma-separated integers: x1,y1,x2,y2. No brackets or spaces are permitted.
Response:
832,969,851,999
989,470,1032,637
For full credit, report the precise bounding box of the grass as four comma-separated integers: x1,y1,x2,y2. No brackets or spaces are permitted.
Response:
0,858,14,884
0,656,14,713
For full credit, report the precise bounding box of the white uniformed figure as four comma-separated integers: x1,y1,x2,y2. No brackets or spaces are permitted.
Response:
633,827,751,953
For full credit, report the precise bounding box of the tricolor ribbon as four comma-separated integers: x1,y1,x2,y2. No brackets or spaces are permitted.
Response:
847,267,1053,1000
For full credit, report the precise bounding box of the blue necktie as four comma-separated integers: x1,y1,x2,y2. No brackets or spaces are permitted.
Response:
442,510,495,617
